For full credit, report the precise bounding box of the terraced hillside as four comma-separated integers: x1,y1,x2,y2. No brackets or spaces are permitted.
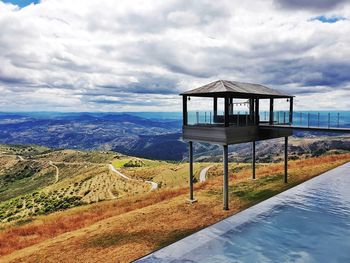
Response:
0,145,153,225
0,144,213,226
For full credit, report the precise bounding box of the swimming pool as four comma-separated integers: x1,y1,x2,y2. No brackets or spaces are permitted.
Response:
137,162,350,263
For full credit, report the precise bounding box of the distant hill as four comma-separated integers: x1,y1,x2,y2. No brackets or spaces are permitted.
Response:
0,112,349,161
0,112,186,160
196,136,350,163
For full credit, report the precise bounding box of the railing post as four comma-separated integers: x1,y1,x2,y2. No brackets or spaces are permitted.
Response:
269,98,274,124
284,112,286,124
255,99,259,125
213,97,218,120
318,112,320,127
237,111,240,126
204,112,207,123
196,111,199,124
328,112,330,128
289,97,293,124
209,112,212,124
246,112,248,126
224,97,230,127
182,96,188,126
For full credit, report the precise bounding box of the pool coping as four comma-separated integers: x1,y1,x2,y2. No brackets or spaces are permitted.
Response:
136,161,350,262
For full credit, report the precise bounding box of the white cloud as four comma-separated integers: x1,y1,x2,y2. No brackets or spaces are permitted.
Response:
0,0,349,111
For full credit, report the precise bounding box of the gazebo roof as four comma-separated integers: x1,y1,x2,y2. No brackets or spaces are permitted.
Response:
180,80,293,98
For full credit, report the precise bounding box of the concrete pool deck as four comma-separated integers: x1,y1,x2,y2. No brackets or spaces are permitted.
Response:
136,162,350,262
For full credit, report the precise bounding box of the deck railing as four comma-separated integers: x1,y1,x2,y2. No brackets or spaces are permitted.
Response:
187,111,254,126
268,111,350,129
187,111,350,129
187,111,218,125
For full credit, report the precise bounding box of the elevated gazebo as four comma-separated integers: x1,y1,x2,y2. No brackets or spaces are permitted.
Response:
181,80,294,210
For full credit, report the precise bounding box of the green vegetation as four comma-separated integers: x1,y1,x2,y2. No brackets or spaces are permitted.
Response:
111,157,164,168
123,159,145,167
36,149,121,163
0,158,56,201
0,144,50,157
0,191,83,222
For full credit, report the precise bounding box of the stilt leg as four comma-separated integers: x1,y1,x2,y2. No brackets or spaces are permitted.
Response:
252,141,256,180
223,145,229,210
188,141,197,203
284,137,288,184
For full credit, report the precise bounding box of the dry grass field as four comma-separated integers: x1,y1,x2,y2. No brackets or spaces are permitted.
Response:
1,153,349,263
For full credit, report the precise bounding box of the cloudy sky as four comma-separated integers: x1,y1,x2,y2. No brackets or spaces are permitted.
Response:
0,0,349,112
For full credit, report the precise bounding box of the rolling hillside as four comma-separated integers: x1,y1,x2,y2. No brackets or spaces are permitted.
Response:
0,144,210,226
0,152,349,262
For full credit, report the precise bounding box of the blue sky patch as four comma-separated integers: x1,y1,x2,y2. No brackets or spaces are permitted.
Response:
311,15,346,23
2,0,39,8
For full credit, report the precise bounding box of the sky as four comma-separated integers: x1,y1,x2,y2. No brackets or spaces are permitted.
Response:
0,0,349,112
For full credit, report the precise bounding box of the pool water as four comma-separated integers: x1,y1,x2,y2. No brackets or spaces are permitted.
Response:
137,162,350,263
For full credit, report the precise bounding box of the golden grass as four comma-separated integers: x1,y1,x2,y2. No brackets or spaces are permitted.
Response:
1,154,350,263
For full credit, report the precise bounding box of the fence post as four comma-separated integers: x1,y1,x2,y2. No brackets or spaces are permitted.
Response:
210,112,212,124
237,111,240,126
284,112,286,124
196,111,199,124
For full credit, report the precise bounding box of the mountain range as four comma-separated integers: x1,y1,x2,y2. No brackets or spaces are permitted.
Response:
0,112,349,161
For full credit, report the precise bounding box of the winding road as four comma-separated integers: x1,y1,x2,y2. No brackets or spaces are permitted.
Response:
199,165,214,182
1,153,158,194
49,161,59,183
15,155,60,183
108,164,158,191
